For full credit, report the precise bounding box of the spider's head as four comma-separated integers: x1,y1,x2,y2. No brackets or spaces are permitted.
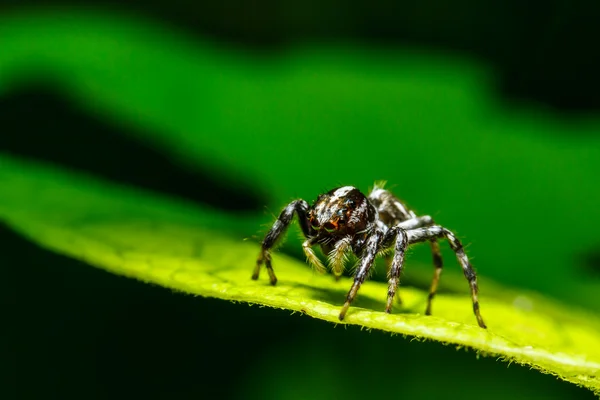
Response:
308,186,376,239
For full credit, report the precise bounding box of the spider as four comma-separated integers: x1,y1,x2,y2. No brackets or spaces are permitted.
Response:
252,183,487,329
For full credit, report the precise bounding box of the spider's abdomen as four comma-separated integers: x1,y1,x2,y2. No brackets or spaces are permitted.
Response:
309,186,377,237
369,187,413,225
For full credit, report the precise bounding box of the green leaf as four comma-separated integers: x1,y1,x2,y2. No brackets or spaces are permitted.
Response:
1,9,600,396
1,154,599,395
2,10,600,313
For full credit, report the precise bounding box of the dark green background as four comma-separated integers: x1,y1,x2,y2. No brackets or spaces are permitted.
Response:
1,2,599,399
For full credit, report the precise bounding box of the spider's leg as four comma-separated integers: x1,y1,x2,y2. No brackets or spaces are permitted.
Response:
406,226,487,329
395,215,440,312
381,226,408,313
396,215,434,230
441,228,486,328
338,229,384,320
253,199,310,285
328,236,352,280
384,255,402,304
425,239,443,315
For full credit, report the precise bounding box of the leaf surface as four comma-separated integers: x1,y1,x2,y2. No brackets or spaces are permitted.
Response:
1,154,599,394
2,10,600,312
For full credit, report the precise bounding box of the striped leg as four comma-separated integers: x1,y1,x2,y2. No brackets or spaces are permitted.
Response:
425,239,443,315
442,228,486,328
406,226,487,329
253,200,310,285
339,230,384,320
384,255,403,305
383,227,409,313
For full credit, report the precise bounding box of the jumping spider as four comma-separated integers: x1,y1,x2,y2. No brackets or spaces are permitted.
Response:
252,183,486,328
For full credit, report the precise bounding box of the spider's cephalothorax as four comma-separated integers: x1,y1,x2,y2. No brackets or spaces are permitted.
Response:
252,184,487,328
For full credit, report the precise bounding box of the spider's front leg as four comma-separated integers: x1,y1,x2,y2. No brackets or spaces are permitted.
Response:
381,226,409,313
384,255,403,305
253,199,310,285
338,229,384,320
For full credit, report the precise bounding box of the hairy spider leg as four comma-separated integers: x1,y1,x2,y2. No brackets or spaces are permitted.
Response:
338,229,384,320
426,239,443,315
407,226,487,329
396,215,434,230
253,199,310,285
395,216,446,316
381,227,409,314
370,188,445,310
384,254,403,304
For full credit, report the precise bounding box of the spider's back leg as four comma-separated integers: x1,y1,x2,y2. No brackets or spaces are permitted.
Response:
426,239,443,315
406,225,487,329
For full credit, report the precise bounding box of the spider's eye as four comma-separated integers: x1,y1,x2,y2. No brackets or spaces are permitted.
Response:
323,222,337,233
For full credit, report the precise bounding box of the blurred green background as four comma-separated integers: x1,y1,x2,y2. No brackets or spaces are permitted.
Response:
1,2,599,399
